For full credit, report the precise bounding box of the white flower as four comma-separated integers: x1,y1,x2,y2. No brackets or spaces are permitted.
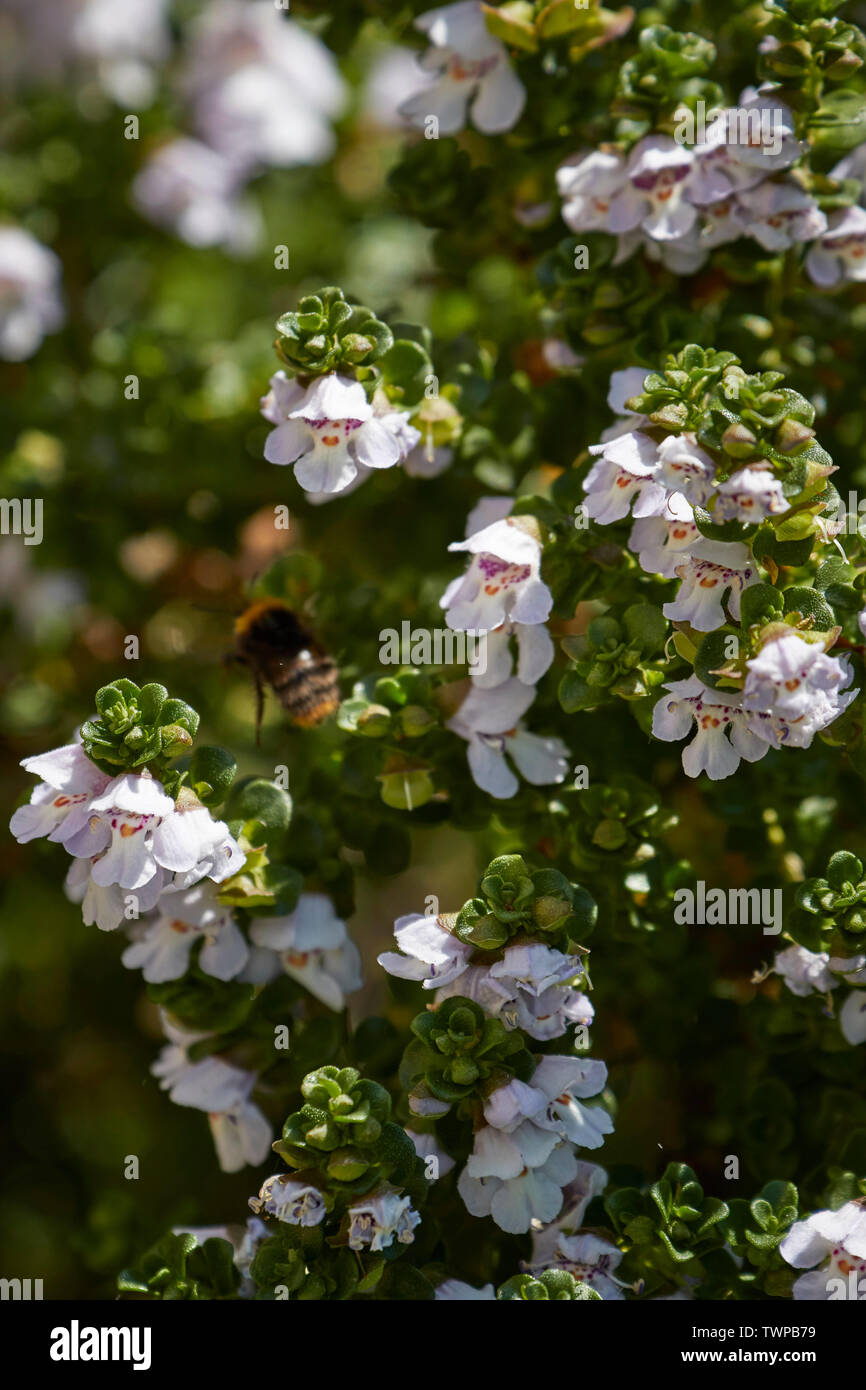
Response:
529,1055,614,1151
743,633,857,747
0,227,64,361
557,150,629,234
475,942,593,1041
132,139,261,254
698,195,747,250
714,466,789,521
536,1160,609,1239
653,675,771,781
152,1019,271,1173
64,855,165,932
247,892,362,1010
839,990,866,1046
447,679,569,800
184,1,345,172
262,371,416,495
629,493,700,578
531,1231,625,1299
442,515,552,632
10,743,109,846
584,431,667,524
122,880,249,983
780,1202,866,1299
399,2,526,136
663,540,757,632
806,205,866,288
249,1175,326,1227
209,1103,274,1174
655,433,717,507
378,912,473,989
470,621,554,690
739,180,827,253
434,1278,495,1299
458,1139,578,1233
347,1187,421,1252
406,1129,456,1177
607,136,697,242
773,945,836,998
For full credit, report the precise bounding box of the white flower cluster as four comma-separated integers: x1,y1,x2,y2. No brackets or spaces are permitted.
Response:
10,744,362,1170
440,498,569,798
586,370,856,780
132,0,345,253
379,911,613,1236
398,2,526,137
379,914,593,1042
146,894,362,1175
10,743,243,931
773,944,866,1048
556,90,840,277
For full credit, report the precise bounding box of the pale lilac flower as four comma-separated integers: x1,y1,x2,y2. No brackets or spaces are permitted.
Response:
406,1129,456,1177
531,1231,625,1299
247,892,362,1010
607,137,697,242
714,466,789,521
839,991,866,1045
557,150,629,233
629,493,700,578
435,1278,496,1299
458,1139,579,1233
470,621,554,690
442,515,552,632
378,912,473,989
64,855,165,932
10,743,109,846
153,1018,271,1173
447,678,569,800
0,228,64,361
743,633,857,747
249,1175,327,1227
399,2,526,136
122,880,249,983
583,431,667,524
132,139,261,254
780,1202,866,1300
663,541,758,631
806,206,866,288
262,371,417,495
773,945,836,998
739,180,827,252
655,433,717,507
653,675,771,780
347,1187,421,1252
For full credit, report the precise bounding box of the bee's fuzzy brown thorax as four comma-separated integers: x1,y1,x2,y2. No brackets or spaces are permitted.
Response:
232,598,339,731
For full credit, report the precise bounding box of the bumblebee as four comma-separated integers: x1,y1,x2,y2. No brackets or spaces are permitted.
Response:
232,599,340,737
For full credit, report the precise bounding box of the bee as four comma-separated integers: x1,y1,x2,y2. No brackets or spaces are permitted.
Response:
231,599,340,738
